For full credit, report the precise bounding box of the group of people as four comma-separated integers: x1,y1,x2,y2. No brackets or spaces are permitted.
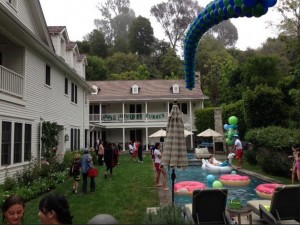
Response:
70,139,120,194
2,193,119,224
128,139,144,163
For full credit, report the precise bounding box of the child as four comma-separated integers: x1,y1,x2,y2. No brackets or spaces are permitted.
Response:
71,154,81,193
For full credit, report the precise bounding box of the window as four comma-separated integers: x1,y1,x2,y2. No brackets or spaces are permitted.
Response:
1,121,32,166
24,124,31,161
131,84,139,94
0,52,2,65
14,123,22,163
71,83,77,104
45,64,51,86
1,121,11,165
64,78,68,95
172,83,180,94
70,128,80,151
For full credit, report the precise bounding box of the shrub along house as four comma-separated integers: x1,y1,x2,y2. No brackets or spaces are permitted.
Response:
0,0,90,182
88,79,208,150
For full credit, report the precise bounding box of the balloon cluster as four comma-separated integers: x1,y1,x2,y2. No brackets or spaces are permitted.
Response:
224,116,238,145
206,174,223,188
184,0,277,90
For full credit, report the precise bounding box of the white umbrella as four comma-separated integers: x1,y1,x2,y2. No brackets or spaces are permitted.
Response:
149,129,166,138
161,102,188,204
197,128,222,137
149,129,192,138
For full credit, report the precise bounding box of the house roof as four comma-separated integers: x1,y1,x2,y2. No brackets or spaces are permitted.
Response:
88,79,208,102
48,26,66,34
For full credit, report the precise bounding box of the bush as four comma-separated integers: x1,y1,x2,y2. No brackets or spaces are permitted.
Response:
145,205,193,224
243,148,258,165
244,126,300,177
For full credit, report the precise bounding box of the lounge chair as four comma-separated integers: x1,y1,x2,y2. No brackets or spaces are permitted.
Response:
258,184,300,224
184,188,234,224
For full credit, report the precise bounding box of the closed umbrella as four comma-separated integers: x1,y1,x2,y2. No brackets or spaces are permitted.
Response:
161,102,189,204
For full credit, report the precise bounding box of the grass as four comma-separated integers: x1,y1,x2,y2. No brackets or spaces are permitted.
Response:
22,153,159,224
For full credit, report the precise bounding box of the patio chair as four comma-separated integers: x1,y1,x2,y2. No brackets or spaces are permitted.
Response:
259,184,300,224
184,188,234,224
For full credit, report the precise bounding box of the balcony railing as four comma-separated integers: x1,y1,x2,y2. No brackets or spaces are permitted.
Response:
0,65,24,98
90,112,169,123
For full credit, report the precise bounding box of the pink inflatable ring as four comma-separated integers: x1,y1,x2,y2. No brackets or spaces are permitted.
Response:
174,181,206,196
256,183,284,199
219,174,251,187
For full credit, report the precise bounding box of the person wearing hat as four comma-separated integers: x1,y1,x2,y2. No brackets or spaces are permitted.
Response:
233,134,243,169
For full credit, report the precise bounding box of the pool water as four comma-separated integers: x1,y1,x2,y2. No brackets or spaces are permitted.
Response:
166,155,265,206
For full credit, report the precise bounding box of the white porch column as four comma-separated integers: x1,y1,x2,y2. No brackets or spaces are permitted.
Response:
145,127,149,151
145,102,148,122
122,102,125,122
122,128,126,151
167,101,170,116
189,101,193,149
99,103,102,123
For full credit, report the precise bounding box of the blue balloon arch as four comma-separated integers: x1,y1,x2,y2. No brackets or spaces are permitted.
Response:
184,0,277,90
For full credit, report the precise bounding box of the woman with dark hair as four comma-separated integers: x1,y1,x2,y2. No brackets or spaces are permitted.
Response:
38,193,73,224
2,195,25,225
104,142,115,178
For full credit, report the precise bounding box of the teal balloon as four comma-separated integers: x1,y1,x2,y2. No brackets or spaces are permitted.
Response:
212,180,223,188
224,0,230,6
207,174,216,183
227,5,235,16
228,116,238,125
231,170,237,174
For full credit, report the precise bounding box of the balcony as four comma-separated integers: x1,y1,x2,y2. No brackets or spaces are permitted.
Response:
90,112,169,123
0,65,24,98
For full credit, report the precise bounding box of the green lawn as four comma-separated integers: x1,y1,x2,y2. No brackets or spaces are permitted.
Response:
23,153,159,224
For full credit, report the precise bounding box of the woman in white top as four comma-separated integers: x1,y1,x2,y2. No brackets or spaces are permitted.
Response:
153,143,169,191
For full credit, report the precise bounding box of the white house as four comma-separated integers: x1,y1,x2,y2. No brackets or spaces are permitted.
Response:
88,80,208,151
0,0,90,182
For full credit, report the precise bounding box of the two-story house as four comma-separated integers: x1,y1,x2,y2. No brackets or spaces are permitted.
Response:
0,0,90,182
88,80,208,151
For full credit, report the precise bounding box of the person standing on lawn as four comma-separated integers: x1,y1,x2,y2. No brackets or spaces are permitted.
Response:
153,142,169,191
233,134,243,169
71,153,81,194
2,194,25,225
81,148,95,193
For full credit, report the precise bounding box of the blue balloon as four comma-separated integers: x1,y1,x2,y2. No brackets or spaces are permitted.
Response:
266,0,276,7
243,0,257,7
219,0,225,8
207,174,216,183
224,124,229,131
231,170,237,174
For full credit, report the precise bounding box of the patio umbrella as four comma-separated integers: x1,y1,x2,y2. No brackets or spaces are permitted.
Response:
197,128,222,137
149,129,193,138
161,102,189,204
149,129,166,138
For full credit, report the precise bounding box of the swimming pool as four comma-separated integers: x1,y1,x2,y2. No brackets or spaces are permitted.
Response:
166,158,266,206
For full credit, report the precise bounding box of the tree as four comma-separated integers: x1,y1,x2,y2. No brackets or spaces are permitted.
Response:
109,64,150,80
85,29,108,58
208,20,238,48
160,49,184,79
105,52,140,75
94,0,135,45
86,56,107,81
150,0,201,52
276,0,300,66
129,16,154,56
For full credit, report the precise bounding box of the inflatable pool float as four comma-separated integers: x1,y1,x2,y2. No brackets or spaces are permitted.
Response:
174,181,206,196
219,174,251,187
201,158,232,173
256,183,284,199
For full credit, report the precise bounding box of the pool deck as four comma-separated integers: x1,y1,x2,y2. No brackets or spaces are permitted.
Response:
151,152,300,224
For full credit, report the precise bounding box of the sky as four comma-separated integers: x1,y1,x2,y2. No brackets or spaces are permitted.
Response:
39,0,281,51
